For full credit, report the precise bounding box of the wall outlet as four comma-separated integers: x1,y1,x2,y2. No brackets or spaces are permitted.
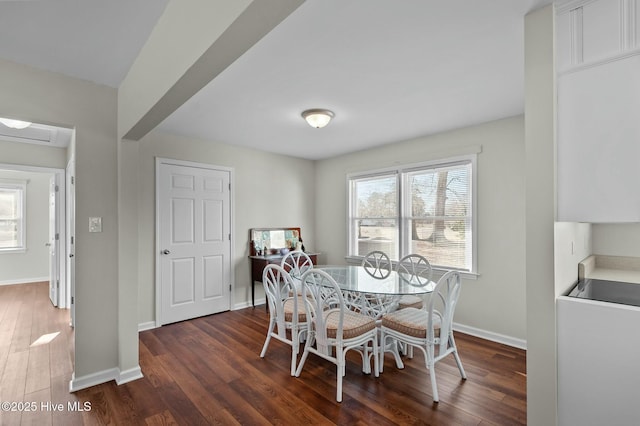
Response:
89,217,102,233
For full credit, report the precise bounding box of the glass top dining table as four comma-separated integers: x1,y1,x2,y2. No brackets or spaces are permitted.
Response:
315,265,436,295
312,265,435,318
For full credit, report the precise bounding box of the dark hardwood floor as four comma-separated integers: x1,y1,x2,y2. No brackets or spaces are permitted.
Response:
0,282,526,425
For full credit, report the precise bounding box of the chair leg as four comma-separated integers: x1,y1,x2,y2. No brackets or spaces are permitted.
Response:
337,357,344,402
379,333,405,373
290,334,298,377
259,320,275,358
290,327,305,376
361,345,371,374
294,348,309,377
425,344,439,402
453,349,466,379
407,344,414,359
388,337,404,369
450,335,467,379
429,360,439,403
294,334,314,377
378,331,385,373
373,337,379,378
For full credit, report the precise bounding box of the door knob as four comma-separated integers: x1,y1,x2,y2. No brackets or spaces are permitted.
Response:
162,249,171,255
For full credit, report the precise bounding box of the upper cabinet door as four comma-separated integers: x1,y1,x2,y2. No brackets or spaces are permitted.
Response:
556,0,640,222
557,55,640,222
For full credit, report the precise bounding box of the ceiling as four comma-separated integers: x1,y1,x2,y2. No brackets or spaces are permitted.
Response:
0,0,552,159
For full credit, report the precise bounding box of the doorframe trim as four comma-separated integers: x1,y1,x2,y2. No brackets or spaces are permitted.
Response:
0,162,66,307
154,157,235,327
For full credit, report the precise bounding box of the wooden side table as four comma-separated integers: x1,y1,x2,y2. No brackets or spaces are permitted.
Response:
249,253,318,306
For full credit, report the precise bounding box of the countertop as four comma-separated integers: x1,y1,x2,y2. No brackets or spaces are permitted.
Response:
578,255,640,284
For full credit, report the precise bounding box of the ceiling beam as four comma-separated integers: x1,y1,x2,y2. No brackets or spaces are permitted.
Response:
119,0,304,141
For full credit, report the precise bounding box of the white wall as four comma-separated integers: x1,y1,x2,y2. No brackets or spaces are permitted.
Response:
554,222,592,296
0,139,67,169
592,223,640,257
524,6,557,426
136,130,316,324
0,169,50,284
0,58,119,383
315,115,527,342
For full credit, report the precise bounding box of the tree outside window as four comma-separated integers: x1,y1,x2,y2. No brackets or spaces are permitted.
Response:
406,164,471,270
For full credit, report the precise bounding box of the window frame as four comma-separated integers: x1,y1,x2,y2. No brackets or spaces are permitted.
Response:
0,181,27,253
348,171,400,259
347,154,478,277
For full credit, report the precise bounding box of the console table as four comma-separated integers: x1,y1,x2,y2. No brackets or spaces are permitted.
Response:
248,227,318,306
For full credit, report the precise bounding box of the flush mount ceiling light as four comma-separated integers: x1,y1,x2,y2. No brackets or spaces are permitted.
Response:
0,117,32,129
301,109,334,128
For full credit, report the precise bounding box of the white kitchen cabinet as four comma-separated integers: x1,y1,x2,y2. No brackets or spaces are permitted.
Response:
557,296,640,425
557,55,640,222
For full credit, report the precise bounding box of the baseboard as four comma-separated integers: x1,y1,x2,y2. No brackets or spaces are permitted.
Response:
230,301,526,349
138,321,157,332
233,300,525,349
453,322,527,350
69,368,119,392
116,366,143,385
233,297,266,310
0,276,49,286
69,365,144,392
142,302,264,323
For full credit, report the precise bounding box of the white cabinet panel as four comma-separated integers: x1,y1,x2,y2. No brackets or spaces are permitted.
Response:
582,0,621,62
556,0,638,71
557,297,640,426
555,12,573,70
557,55,640,222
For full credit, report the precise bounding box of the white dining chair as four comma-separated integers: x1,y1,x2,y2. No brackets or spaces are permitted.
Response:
281,250,314,292
361,250,392,279
359,250,395,315
260,264,307,376
379,270,466,402
396,253,433,309
295,269,379,402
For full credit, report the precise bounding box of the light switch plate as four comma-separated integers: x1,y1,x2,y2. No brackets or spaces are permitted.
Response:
89,217,102,233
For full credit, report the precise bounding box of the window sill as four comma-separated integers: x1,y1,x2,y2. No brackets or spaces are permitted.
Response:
0,247,26,254
345,255,479,280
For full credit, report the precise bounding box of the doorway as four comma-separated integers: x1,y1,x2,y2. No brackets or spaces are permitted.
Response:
0,165,68,300
0,121,76,400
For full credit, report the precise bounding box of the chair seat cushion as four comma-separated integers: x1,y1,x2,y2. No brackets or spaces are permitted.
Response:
283,297,307,322
324,309,376,339
381,307,440,338
397,295,423,309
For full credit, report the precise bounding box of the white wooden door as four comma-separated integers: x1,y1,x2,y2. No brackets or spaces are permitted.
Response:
158,161,231,325
48,176,58,306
